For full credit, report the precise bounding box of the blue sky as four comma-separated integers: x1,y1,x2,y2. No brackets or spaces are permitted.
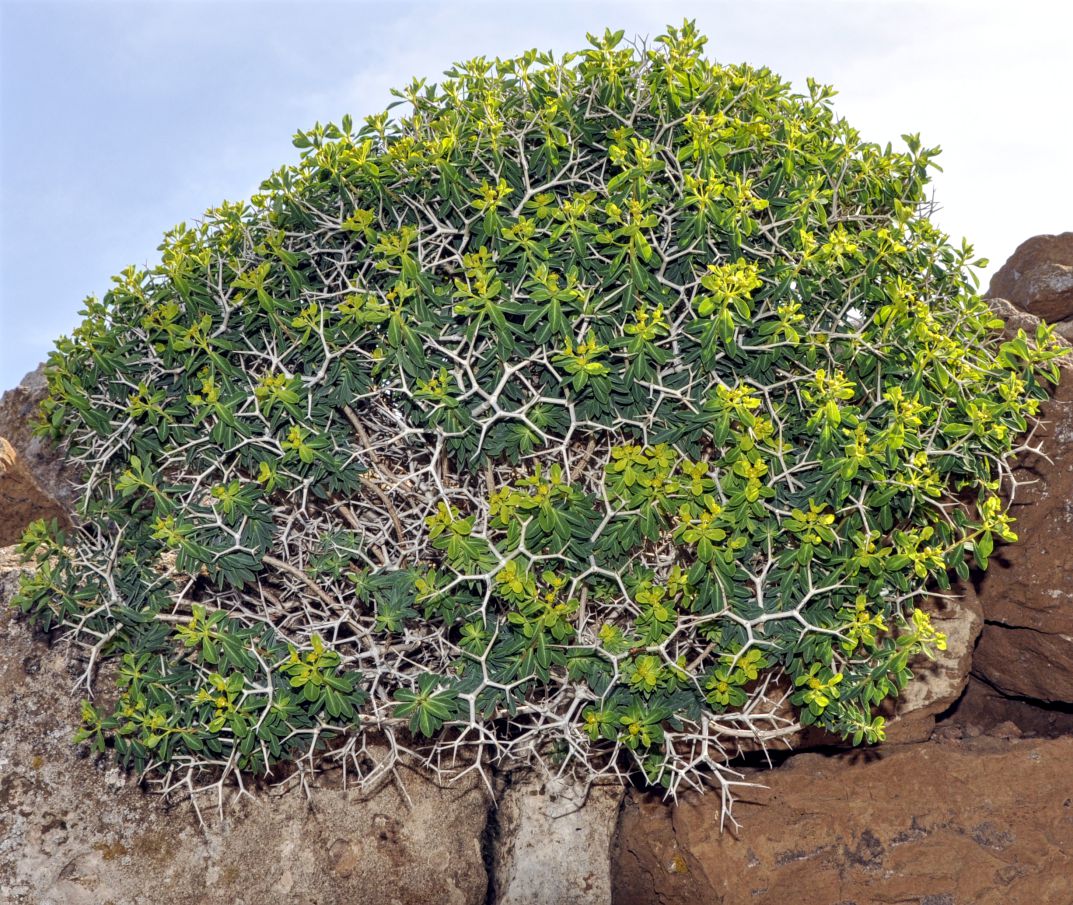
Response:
2,0,1070,389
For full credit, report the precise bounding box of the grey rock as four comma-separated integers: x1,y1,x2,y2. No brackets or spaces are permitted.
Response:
493,771,624,905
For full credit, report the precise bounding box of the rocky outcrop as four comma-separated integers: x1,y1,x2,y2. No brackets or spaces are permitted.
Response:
0,438,69,545
0,550,491,905
0,364,77,509
987,233,1073,339
613,733,1073,905
972,299,1073,703
938,675,1073,741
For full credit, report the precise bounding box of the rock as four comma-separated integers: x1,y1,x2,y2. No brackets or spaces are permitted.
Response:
973,621,1073,704
987,232,1073,338
972,301,1073,703
612,734,1073,905
879,584,982,743
936,675,1073,741
0,438,70,545
0,548,490,905
0,364,77,509
492,772,624,905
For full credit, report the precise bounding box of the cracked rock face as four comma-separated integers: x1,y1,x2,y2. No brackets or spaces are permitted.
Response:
612,734,1073,905
973,301,1073,703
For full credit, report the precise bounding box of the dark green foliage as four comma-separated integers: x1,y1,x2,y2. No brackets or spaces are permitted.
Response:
15,22,1066,800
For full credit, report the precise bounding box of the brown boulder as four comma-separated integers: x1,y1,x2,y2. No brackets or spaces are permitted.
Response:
987,232,1073,335
613,734,1073,905
974,620,1073,705
0,364,77,509
0,438,70,545
972,301,1073,702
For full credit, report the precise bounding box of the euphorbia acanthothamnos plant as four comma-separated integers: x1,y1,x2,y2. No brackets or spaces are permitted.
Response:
15,22,1066,817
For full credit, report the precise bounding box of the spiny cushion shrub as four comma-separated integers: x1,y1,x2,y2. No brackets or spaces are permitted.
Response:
15,22,1066,806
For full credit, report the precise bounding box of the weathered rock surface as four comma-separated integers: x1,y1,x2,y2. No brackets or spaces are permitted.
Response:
493,772,624,905
973,301,1073,703
0,364,77,508
936,675,1073,741
879,584,982,743
987,232,1073,339
0,438,70,544
974,619,1073,705
0,550,490,905
613,733,1073,905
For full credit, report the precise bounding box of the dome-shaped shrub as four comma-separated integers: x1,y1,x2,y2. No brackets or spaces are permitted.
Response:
16,21,1065,809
